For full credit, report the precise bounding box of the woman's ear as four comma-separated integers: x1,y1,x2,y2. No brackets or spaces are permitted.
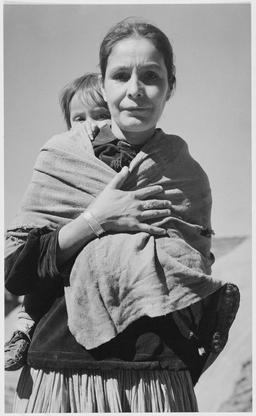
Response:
166,86,171,102
100,76,107,102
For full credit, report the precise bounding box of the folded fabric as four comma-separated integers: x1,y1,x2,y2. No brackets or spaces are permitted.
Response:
6,124,223,350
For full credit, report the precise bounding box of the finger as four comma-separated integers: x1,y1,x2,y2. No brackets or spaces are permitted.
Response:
139,209,171,221
137,223,167,236
134,185,164,199
139,200,172,210
152,217,173,228
107,166,130,190
156,189,186,203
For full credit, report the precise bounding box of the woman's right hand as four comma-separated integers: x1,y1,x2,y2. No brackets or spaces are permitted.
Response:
57,166,172,266
88,166,172,236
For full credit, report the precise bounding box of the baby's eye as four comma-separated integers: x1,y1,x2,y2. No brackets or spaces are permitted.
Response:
141,71,160,84
73,116,86,123
90,107,110,121
93,114,109,121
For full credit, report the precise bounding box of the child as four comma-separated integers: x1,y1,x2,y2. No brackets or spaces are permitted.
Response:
5,72,111,371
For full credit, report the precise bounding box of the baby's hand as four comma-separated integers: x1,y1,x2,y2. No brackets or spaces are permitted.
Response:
84,120,111,142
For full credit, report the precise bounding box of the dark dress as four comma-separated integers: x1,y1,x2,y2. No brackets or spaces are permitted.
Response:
5,135,240,412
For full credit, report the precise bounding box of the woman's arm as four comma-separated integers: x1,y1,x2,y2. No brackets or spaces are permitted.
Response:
6,167,172,295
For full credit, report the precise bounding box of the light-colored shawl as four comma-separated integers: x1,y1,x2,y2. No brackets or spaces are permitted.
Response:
6,123,223,349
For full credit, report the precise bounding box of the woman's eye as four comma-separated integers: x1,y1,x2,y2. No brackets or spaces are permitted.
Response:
113,72,130,82
142,71,159,84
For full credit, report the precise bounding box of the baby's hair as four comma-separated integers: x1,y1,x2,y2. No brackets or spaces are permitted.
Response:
59,73,110,129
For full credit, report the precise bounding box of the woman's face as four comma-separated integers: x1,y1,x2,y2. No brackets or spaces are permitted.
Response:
102,36,171,140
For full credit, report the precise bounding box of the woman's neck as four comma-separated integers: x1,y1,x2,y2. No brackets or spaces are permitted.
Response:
111,119,156,146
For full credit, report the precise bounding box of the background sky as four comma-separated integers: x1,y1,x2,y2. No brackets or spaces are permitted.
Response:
4,3,251,237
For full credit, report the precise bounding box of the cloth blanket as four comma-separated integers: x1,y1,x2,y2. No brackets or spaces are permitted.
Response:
6,124,223,350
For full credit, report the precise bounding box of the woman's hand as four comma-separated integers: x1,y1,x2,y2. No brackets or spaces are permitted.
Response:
88,166,172,236
57,166,172,266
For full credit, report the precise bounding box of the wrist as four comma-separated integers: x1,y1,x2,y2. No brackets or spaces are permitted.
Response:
81,210,105,237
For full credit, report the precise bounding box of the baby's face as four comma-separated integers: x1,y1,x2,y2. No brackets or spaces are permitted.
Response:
69,92,109,128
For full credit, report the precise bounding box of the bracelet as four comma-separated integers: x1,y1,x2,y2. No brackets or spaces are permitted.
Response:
82,210,105,237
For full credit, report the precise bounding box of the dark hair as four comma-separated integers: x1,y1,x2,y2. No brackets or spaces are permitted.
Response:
99,17,176,93
59,73,109,129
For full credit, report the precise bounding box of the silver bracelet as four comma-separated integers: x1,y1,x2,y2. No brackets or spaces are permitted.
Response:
82,210,105,237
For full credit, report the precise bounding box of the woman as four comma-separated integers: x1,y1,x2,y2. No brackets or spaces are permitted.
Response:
5,18,239,412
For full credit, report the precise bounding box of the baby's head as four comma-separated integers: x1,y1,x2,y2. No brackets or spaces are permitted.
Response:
60,73,110,129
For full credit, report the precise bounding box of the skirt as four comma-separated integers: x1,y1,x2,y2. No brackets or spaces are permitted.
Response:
13,366,198,413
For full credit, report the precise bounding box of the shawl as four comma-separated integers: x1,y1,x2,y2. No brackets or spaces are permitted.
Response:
6,123,223,350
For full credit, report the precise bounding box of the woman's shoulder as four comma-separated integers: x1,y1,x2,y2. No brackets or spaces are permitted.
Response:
41,124,94,157
158,129,208,178
158,129,188,150
156,129,189,159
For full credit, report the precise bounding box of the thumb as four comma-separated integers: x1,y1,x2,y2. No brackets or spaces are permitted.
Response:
108,166,130,189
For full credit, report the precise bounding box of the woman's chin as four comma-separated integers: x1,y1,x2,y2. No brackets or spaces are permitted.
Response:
120,118,152,132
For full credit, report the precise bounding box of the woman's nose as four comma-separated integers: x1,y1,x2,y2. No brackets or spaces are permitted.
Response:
127,75,143,99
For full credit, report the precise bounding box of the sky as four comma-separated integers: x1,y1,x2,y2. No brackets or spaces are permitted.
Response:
4,2,251,237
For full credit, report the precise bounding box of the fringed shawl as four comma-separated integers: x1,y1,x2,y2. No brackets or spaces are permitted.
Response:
6,124,222,349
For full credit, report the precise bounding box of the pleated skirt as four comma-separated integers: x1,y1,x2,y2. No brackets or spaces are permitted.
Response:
13,366,198,413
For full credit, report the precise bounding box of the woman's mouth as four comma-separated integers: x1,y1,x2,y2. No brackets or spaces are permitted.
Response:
123,107,151,112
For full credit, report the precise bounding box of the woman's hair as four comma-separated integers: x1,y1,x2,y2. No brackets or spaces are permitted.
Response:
59,72,109,129
99,17,176,93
